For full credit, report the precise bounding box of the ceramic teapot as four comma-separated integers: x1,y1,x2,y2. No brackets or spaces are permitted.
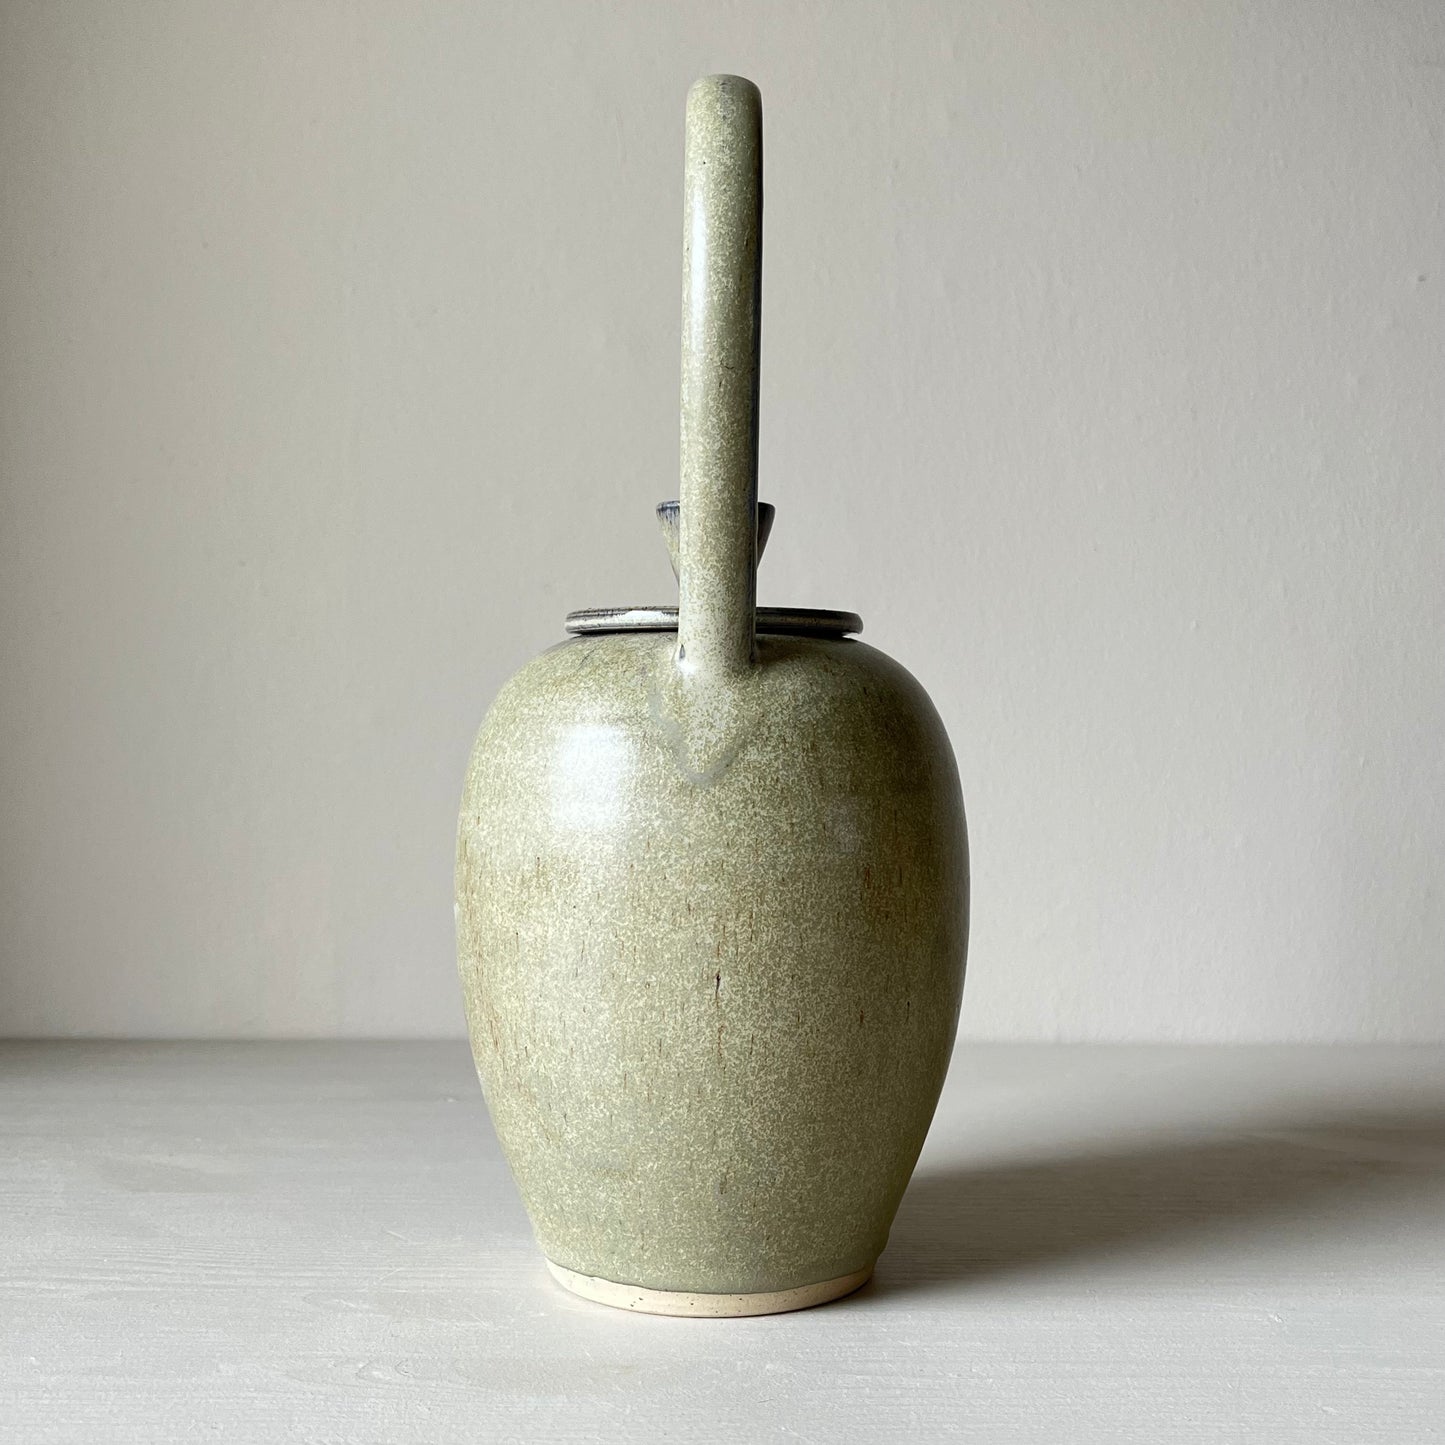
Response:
456,75,968,1317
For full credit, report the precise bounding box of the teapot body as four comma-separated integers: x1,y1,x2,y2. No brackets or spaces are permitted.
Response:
456,629,967,1311
457,73,969,1315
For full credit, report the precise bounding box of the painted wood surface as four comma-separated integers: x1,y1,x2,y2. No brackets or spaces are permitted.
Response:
3,1042,1443,1442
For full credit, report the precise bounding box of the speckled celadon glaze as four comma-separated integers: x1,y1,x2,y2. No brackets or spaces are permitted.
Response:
456,76,968,1316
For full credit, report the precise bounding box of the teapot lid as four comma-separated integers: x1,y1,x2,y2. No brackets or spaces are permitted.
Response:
567,500,862,638
566,605,862,638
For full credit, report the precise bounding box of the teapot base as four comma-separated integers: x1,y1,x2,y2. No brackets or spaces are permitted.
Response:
544,1258,873,1318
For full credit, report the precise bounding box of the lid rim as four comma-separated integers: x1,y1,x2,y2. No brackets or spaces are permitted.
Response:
565,606,862,638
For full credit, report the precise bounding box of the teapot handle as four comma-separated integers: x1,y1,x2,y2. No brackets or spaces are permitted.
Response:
677,75,762,679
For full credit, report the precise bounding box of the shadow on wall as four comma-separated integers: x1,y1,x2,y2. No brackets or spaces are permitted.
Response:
871,1106,1445,1297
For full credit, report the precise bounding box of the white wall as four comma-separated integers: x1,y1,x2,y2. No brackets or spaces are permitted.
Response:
1,1,1441,1040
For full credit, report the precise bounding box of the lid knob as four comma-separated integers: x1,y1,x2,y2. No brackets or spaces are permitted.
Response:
657,501,774,582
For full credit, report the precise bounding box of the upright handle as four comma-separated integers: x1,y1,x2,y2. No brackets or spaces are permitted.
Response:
678,75,762,679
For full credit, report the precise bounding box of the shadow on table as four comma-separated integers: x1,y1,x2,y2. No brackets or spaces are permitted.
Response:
870,1105,1445,1298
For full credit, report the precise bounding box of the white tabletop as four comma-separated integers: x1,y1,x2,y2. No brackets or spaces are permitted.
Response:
4,1041,1443,1442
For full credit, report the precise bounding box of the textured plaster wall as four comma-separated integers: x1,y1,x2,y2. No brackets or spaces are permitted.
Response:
1,1,1441,1039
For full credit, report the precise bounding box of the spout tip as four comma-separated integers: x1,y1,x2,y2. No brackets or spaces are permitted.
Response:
689,74,761,104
